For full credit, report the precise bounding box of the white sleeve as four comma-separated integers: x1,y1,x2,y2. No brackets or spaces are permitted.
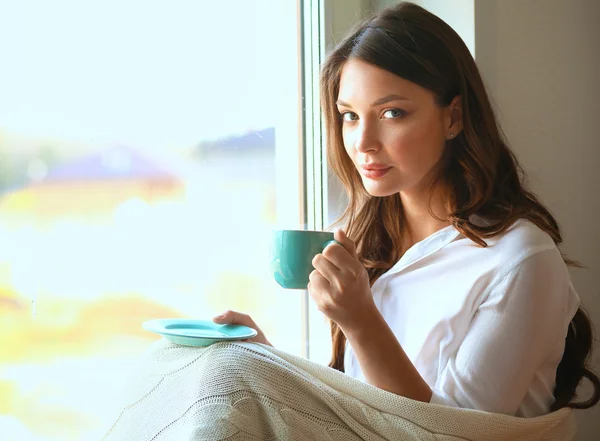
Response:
429,249,579,415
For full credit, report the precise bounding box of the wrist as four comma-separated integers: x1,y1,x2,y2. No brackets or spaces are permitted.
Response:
339,303,382,342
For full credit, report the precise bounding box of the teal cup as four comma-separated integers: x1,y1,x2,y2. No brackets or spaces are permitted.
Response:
271,229,339,289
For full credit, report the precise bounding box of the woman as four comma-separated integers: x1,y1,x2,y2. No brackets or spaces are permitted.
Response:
214,1,599,417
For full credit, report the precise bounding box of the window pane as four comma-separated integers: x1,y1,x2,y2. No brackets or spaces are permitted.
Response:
0,1,303,439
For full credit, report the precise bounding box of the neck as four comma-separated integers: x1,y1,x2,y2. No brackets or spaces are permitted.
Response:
399,186,450,248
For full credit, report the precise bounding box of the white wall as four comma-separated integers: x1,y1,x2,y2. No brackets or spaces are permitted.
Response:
325,0,372,47
372,0,475,55
475,1,600,438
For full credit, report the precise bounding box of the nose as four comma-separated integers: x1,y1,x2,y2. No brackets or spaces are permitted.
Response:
353,121,381,153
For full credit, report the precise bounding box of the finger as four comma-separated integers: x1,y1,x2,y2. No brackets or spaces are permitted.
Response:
333,229,357,258
322,242,354,270
322,240,362,277
308,269,330,292
212,310,255,327
307,274,335,316
212,310,272,346
312,252,341,281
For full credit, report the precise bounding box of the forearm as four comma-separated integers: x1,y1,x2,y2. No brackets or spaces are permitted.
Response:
341,307,432,402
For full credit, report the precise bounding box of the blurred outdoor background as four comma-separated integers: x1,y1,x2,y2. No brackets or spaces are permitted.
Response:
0,1,304,439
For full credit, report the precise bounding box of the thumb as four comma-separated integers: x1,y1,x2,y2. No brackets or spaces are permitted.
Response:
212,310,253,327
212,310,272,346
333,229,357,257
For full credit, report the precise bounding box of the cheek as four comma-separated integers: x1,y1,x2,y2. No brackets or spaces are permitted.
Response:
385,118,445,166
342,129,356,158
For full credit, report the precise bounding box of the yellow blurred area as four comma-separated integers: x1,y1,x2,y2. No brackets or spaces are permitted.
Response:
205,270,270,314
0,292,183,362
0,380,16,413
0,190,37,212
0,289,190,440
0,179,184,222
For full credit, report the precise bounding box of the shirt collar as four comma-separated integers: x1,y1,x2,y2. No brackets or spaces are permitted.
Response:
377,225,460,281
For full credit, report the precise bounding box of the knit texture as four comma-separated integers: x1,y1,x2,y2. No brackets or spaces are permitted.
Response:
102,340,575,440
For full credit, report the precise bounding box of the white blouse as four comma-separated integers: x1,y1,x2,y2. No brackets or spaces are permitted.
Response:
344,219,580,417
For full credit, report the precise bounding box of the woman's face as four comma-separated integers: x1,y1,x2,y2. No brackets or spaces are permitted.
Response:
337,59,458,198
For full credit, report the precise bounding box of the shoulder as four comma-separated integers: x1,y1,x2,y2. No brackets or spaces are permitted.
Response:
483,218,558,264
443,218,567,295
480,219,576,306
482,234,579,330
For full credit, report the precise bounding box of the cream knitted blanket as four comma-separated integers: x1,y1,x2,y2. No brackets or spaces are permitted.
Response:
102,340,575,440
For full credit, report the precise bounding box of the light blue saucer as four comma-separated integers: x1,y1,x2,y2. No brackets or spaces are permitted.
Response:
143,318,258,347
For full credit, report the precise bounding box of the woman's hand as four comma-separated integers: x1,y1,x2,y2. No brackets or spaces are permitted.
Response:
212,310,272,346
308,229,376,330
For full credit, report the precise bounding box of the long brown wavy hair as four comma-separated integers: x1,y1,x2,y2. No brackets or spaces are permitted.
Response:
320,2,599,411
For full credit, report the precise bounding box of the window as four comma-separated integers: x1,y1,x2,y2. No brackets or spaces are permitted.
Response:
0,1,310,439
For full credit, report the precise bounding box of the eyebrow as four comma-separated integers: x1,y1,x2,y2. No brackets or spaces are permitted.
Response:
336,94,411,108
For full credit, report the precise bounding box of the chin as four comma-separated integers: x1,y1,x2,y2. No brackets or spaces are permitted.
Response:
362,183,402,198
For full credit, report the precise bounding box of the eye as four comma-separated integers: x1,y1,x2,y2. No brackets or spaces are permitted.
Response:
340,111,358,122
382,108,407,119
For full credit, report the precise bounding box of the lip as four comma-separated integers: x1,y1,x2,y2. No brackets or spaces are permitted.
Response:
360,164,392,179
